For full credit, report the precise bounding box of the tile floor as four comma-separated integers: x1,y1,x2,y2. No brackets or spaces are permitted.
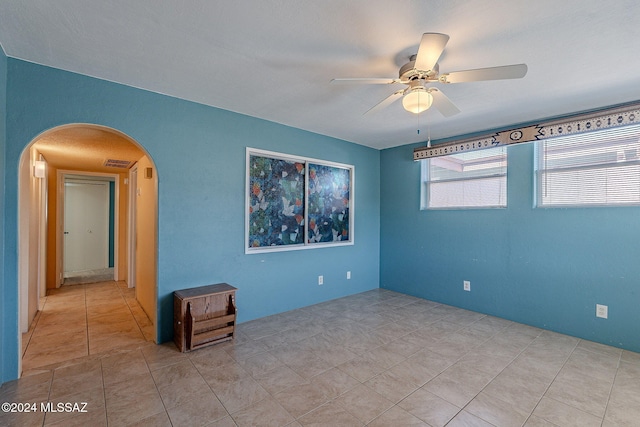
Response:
21,280,155,372
2,287,639,426
63,268,115,286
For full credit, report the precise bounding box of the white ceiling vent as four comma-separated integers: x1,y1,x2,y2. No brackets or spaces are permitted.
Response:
104,159,132,168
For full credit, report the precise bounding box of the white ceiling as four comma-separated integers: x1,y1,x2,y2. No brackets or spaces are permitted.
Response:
1,0,639,150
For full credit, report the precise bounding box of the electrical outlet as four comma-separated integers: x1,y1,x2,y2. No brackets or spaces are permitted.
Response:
318,275,323,285
463,280,471,291
596,304,608,319
346,271,351,280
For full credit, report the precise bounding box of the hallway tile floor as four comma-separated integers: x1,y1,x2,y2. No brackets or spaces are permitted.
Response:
21,280,154,373
2,288,639,426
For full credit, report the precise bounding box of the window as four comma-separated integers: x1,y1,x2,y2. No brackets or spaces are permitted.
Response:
421,146,507,209
536,124,640,207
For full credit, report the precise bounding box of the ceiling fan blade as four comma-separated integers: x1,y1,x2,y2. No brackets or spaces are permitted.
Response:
415,33,450,71
364,90,404,115
442,63,528,83
429,89,461,117
331,78,400,85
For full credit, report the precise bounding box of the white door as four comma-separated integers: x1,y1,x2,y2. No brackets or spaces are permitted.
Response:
63,180,110,274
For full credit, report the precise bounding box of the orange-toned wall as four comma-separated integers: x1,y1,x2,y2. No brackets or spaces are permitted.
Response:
45,168,58,288
134,155,158,326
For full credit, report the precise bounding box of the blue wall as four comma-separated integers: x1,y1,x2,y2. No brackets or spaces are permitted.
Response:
0,46,7,385
1,59,380,382
381,139,640,352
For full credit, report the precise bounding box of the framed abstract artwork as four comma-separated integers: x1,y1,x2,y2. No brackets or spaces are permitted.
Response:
307,162,351,245
246,148,354,253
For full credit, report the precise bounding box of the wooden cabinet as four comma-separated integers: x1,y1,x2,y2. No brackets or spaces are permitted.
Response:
173,283,237,352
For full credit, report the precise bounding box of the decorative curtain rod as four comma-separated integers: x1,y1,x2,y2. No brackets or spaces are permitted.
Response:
413,101,640,160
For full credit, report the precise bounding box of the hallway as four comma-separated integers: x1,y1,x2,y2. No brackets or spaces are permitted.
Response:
21,280,154,375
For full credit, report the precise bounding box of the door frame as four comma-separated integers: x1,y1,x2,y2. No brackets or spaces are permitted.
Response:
63,178,110,275
56,170,120,287
37,154,48,300
127,164,138,289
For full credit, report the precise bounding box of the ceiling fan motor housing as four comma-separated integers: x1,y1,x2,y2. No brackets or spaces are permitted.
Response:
399,54,439,83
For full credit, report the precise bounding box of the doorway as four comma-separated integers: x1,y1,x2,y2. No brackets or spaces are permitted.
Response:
63,177,112,281
17,124,159,375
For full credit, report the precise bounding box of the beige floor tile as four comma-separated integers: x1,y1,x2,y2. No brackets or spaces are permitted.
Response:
532,396,601,427
0,371,52,401
314,345,358,367
364,344,407,369
368,406,427,426
21,280,153,377
398,388,460,426
141,342,186,371
384,333,432,358
101,350,150,387
158,374,212,410
508,352,565,382
207,415,240,427
189,343,242,367
446,410,495,427
424,335,475,359
465,391,530,427
563,347,620,380
297,401,363,426
37,310,87,326
456,349,514,377
603,395,640,426
364,364,424,403
223,339,269,361
253,364,309,395
44,385,105,426
50,360,103,398
230,396,295,427
199,361,251,390
544,366,612,417
166,391,229,427
236,350,284,376
89,332,146,354
0,408,46,427
10,288,640,427
125,410,172,427
45,410,107,427
335,384,394,424
482,370,547,414
310,367,359,399
621,349,640,364
423,376,481,408
528,331,578,356
104,373,165,427
273,382,329,419
577,339,623,358
337,355,386,382
150,359,200,389
282,352,333,379
439,362,496,391
32,318,87,338
22,341,89,371
214,375,269,414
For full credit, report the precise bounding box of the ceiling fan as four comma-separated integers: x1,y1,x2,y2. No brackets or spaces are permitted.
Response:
331,33,527,117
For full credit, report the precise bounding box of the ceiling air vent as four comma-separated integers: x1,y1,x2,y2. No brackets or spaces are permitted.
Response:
104,159,132,169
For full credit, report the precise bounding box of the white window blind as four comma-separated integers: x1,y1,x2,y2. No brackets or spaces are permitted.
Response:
536,124,640,207
421,146,507,209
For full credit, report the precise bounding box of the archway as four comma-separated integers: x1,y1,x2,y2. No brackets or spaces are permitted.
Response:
17,124,158,374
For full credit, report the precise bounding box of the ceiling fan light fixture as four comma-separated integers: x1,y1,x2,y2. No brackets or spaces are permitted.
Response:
402,89,433,114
